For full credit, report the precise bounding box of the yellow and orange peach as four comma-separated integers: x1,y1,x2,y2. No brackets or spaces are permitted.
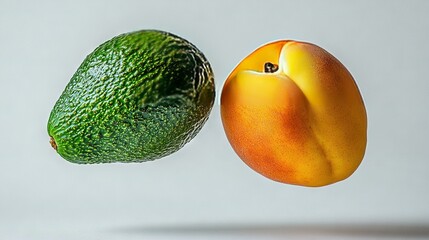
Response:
221,40,367,187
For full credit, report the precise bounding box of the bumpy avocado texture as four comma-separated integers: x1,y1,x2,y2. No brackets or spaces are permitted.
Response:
48,30,215,164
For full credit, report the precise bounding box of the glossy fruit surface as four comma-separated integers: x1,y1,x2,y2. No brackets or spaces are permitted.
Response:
221,40,366,186
48,30,215,164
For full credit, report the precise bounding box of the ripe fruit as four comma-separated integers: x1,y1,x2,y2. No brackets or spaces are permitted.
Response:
221,40,367,187
48,30,215,164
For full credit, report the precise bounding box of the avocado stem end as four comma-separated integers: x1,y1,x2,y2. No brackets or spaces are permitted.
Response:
50,136,57,151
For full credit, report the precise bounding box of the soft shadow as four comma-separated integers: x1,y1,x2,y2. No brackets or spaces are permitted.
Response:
110,223,429,238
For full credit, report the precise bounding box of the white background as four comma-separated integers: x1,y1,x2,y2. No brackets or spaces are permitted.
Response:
1,0,428,239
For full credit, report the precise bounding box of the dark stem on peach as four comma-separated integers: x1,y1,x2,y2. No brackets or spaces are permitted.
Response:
264,62,279,73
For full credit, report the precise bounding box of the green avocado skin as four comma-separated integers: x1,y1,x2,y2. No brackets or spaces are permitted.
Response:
48,30,215,164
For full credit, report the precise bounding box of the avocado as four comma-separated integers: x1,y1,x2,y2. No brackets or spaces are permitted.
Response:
47,30,215,164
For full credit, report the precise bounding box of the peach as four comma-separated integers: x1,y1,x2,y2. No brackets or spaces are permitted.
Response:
220,40,367,187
